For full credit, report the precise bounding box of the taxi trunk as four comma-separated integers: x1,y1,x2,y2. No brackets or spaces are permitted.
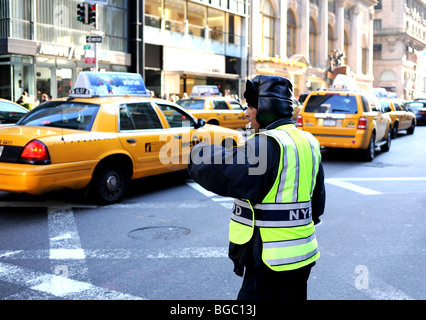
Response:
298,93,364,148
0,126,101,194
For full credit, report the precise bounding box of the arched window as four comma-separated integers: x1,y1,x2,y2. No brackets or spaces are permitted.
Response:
380,70,396,81
309,18,318,66
261,1,275,57
287,10,297,57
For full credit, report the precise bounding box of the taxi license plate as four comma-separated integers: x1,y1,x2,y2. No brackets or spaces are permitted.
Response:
0,146,3,158
323,119,336,126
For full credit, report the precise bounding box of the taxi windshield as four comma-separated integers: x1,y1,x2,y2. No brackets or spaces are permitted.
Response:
304,94,358,114
176,99,205,109
17,101,100,131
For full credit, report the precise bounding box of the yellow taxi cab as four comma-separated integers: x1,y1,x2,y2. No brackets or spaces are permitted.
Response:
176,86,248,129
0,72,244,204
380,99,416,138
0,98,28,126
296,75,392,161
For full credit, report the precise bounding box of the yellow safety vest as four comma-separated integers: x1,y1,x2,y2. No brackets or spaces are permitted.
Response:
229,124,321,271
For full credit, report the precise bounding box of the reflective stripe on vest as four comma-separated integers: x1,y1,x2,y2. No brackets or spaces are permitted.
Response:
229,125,321,271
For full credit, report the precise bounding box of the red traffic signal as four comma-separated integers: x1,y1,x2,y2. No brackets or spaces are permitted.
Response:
88,5,96,25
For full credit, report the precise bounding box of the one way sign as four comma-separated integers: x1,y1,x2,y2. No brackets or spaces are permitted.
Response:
86,36,103,43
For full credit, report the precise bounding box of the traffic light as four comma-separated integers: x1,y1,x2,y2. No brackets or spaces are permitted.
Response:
77,3,87,24
88,5,96,25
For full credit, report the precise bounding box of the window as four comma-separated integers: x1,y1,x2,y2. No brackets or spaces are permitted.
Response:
373,44,382,60
188,1,206,37
304,95,358,114
164,0,185,33
0,101,27,124
18,102,100,131
119,103,162,130
157,103,194,128
227,13,242,45
176,99,205,109
261,1,275,57
213,100,229,110
208,7,225,42
287,10,297,57
373,19,382,30
145,0,162,28
309,18,318,66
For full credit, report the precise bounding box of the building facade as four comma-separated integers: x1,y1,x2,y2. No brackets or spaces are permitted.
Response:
248,0,377,98
141,0,248,99
0,0,130,102
373,0,426,99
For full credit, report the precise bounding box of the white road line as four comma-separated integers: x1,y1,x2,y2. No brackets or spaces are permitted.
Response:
186,182,217,197
0,247,228,260
0,261,143,300
325,179,382,195
186,182,235,208
48,207,92,284
325,177,426,195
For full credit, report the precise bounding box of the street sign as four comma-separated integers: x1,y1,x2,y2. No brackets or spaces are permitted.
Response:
85,57,96,64
83,45,92,50
86,36,103,43
90,28,105,37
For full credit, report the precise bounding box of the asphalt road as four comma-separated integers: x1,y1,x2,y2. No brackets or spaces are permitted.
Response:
0,126,425,301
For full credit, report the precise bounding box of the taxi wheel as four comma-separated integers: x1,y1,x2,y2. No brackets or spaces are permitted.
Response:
361,132,375,162
380,128,391,152
92,162,129,204
407,121,415,135
391,123,398,138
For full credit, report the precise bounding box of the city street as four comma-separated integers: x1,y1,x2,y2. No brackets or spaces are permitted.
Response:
0,126,425,301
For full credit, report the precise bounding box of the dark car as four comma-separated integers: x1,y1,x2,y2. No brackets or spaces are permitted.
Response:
406,100,426,125
0,99,29,126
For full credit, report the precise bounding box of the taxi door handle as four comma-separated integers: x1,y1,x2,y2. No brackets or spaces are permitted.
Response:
174,135,182,139
127,138,137,143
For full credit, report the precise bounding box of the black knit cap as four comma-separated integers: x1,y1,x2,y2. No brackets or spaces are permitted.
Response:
243,75,294,128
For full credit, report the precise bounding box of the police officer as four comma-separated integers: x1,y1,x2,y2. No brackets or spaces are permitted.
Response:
188,75,326,300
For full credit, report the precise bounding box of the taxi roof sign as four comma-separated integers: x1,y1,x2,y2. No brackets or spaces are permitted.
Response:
190,85,222,97
330,74,358,91
70,72,150,98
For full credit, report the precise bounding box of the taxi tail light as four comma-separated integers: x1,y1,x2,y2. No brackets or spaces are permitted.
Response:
19,140,51,165
296,114,303,128
358,117,367,130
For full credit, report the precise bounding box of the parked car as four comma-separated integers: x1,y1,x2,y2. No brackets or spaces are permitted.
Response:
380,99,416,137
177,86,248,130
0,99,28,126
406,100,426,125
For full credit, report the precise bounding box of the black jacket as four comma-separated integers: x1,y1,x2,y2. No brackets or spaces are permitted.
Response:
188,119,326,276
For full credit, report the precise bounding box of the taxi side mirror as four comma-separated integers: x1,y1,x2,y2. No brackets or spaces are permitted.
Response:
196,118,206,128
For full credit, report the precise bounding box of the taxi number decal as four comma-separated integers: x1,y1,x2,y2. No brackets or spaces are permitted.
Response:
0,139,12,146
145,141,165,153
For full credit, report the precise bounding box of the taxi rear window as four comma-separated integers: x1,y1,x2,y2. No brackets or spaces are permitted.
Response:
17,102,100,131
304,94,358,114
176,99,205,109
